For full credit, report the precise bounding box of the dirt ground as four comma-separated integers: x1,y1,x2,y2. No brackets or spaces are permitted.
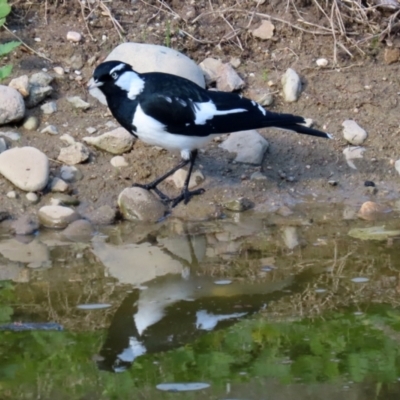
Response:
2,0,400,220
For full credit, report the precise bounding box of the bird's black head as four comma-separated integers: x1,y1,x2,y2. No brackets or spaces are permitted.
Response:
90,61,133,89
89,61,145,101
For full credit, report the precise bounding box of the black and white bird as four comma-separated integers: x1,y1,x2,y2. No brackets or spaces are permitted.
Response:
89,61,332,207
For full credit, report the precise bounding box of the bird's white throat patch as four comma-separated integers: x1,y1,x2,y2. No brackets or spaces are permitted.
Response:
193,100,247,125
115,71,145,100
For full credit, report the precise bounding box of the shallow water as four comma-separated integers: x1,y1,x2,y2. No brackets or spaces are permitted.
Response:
1,204,400,399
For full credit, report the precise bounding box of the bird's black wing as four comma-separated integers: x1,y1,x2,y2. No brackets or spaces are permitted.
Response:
138,72,265,136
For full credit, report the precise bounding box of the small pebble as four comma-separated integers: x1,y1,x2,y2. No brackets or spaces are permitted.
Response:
342,120,367,145
328,180,338,186
49,177,69,193
26,192,39,203
53,67,64,75
40,101,57,115
394,159,400,176
86,127,97,134
110,156,128,167
0,131,21,141
41,125,58,135
66,31,82,42
7,191,17,199
23,116,40,131
67,96,90,110
316,58,328,67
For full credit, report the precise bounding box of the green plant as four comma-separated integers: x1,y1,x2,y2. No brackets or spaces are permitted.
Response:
0,0,20,81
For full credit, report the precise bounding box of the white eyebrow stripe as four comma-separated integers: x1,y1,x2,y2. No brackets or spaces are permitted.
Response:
110,63,125,74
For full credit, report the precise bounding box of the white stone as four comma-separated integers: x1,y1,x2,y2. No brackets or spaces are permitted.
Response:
38,205,79,229
60,165,82,182
67,96,90,110
342,120,367,145
86,126,97,134
8,75,29,97
40,101,57,114
281,68,302,102
66,31,82,42
199,57,224,85
83,127,134,154
118,187,167,222
60,134,76,145
7,190,17,199
23,116,39,131
57,143,90,165
395,159,400,175
89,42,205,105
110,155,128,167
219,130,269,165
0,147,49,191
49,177,69,192
251,20,275,40
53,66,65,75
166,168,205,189
230,57,241,68
26,192,39,203
41,125,58,135
216,63,245,92
316,58,328,67
0,85,25,125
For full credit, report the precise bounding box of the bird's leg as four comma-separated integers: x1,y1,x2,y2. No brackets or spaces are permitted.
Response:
171,150,205,208
132,158,190,202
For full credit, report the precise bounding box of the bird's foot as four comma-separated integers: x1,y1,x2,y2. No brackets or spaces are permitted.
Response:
132,183,170,203
170,188,205,208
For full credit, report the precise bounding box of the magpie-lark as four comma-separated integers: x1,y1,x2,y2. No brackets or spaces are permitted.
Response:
89,61,332,207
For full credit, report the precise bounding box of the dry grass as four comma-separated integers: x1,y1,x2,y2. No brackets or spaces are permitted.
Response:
8,0,400,65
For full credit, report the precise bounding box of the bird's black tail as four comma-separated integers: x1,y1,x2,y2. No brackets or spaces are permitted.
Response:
262,112,333,139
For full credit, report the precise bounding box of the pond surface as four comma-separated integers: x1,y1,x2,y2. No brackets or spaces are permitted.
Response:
1,204,400,399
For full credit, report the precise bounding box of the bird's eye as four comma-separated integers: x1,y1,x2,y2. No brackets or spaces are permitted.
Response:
111,72,118,79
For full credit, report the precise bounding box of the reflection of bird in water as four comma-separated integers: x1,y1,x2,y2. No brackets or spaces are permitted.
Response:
97,268,314,373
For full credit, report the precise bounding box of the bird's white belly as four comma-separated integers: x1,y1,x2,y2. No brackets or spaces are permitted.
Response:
133,104,216,156
137,128,214,152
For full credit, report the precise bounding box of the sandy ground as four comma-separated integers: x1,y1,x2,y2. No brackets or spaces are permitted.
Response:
1,0,400,221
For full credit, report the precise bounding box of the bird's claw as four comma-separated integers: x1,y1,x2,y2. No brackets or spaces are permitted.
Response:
171,188,205,208
132,182,205,207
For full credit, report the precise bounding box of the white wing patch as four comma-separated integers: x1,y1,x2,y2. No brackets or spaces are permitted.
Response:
115,71,145,100
257,103,266,116
193,100,247,125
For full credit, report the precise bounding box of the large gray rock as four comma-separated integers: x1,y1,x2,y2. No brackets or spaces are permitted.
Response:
0,147,49,191
0,85,25,125
118,187,167,222
219,130,269,165
89,43,205,105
